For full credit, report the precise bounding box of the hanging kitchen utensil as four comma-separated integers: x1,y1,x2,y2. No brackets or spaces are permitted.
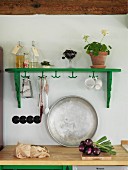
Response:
44,77,50,115
38,78,41,107
47,96,98,147
21,76,33,98
39,77,45,121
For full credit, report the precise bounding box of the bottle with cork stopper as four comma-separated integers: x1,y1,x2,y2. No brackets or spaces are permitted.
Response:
29,41,39,68
16,42,24,68
12,41,26,68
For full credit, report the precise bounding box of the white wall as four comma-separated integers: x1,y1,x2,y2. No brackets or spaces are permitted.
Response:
0,15,127,147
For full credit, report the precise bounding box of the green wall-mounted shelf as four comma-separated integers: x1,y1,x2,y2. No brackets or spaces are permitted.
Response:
5,67,121,73
5,68,121,108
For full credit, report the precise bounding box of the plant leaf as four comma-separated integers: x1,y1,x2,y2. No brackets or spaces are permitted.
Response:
84,44,89,49
108,45,112,49
96,136,107,143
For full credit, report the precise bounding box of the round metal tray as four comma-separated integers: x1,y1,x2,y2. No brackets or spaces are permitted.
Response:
47,96,98,147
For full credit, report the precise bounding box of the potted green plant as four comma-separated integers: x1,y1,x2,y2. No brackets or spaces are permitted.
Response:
83,30,112,68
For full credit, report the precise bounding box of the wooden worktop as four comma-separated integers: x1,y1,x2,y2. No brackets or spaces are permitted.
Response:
0,145,128,166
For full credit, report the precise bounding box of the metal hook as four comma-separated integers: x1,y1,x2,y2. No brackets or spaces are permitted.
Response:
68,71,77,78
51,71,61,78
38,72,47,79
92,72,95,78
21,72,30,79
89,72,98,79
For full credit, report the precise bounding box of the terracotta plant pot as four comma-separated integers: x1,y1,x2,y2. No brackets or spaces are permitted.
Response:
89,52,108,68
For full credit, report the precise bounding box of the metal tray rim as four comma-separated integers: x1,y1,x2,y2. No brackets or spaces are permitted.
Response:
47,95,98,147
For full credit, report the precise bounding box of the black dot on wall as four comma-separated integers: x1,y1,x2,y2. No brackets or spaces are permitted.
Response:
12,116,20,124
20,116,27,124
27,116,34,124
34,116,41,124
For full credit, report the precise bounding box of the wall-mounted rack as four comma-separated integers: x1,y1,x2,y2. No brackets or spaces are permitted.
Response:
5,68,121,108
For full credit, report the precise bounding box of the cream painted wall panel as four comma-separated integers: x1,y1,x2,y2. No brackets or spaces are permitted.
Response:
0,15,127,148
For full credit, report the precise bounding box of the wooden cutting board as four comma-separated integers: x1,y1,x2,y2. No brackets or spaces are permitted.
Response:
81,152,112,160
121,140,128,152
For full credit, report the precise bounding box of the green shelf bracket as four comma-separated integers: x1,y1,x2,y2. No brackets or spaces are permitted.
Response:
107,71,112,108
63,166,72,170
14,72,21,108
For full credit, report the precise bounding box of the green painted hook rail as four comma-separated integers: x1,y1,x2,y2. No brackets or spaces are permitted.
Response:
5,67,121,108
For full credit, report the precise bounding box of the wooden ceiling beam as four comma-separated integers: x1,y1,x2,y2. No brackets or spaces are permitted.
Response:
0,0,127,15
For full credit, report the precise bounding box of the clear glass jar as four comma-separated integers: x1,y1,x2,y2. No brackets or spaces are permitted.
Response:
29,57,39,68
29,41,39,68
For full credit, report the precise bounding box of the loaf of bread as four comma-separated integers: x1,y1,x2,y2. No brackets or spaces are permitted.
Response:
14,143,50,159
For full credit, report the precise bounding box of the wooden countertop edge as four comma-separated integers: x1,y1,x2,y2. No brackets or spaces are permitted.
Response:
0,145,128,165
0,161,128,166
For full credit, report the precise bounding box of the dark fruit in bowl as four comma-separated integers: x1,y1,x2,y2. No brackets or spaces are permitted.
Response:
93,147,101,156
79,144,85,152
85,147,92,155
84,139,93,146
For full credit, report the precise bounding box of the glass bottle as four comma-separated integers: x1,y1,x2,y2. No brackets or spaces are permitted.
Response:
15,42,25,68
23,53,29,68
29,41,39,68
